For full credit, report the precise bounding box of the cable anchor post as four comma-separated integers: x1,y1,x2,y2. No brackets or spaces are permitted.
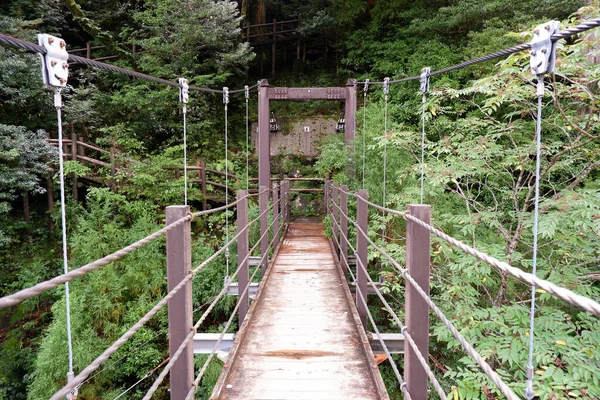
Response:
530,21,560,97
179,77,189,113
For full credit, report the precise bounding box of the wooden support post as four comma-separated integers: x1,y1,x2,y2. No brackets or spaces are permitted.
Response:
174,168,180,180
71,131,78,201
332,183,339,248
324,180,330,215
86,42,91,59
286,181,291,223
340,185,348,274
405,204,431,399
356,189,368,328
237,191,249,323
273,183,280,249
259,185,269,275
279,181,285,228
200,161,207,211
272,18,277,75
165,205,194,400
78,137,85,157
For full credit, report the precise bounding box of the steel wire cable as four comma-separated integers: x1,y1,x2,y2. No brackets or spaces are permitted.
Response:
184,219,286,400
402,213,600,317
354,18,600,85
50,193,279,399
142,197,286,398
113,358,169,400
0,33,259,95
525,83,544,400
350,220,519,399
0,194,251,309
331,203,447,399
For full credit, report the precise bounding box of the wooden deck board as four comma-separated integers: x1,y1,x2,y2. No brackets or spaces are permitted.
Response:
212,222,386,400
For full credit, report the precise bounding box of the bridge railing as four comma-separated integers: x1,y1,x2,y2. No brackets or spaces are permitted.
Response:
325,181,600,399
0,181,291,399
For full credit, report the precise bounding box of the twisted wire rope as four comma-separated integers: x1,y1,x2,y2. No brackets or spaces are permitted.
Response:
50,193,279,399
331,203,447,399
142,195,285,398
350,219,519,399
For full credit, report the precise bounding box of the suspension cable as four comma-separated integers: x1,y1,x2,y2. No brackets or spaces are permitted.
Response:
362,80,369,189
245,85,250,192
352,18,600,86
525,75,545,399
49,192,271,399
223,87,230,280
382,77,390,241
55,88,76,398
419,68,430,204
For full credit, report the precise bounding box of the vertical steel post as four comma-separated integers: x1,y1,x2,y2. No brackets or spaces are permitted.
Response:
356,190,368,328
340,185,348,274
332,183,339,249
236,191,249,323
258,80,270,192
405,204,431,399
279,181,285,229
273,183,280,249
259,185,269,275
166,206,193,400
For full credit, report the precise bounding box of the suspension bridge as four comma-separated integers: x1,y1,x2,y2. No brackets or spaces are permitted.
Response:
0,16,600,400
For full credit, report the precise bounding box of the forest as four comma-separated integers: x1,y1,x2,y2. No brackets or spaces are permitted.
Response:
0,0,599,398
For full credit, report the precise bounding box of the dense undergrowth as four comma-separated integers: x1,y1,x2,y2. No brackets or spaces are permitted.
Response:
1,0,599,399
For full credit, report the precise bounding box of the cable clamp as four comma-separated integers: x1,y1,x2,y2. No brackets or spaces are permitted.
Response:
530,21,560,76
383,77,390,96
38,34,68,89
224,275,231,287
244,85,249,99
401,325,408,334
223,87,229,105
363,79,370,93
179,77,189,104
420,67,430,94
400,382,407,392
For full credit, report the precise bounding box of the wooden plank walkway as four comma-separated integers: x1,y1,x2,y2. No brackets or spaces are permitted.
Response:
211,222,388,400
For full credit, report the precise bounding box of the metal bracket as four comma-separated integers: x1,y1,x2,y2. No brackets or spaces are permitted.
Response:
530,21,560,76
179,78,189,104
383,77,390,97
363,79,370,93
38,34,69,88
245,85,249,100
420,67,430,94
223,87,229,105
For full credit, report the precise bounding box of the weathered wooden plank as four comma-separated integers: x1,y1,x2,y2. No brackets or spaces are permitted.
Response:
211,222,388,400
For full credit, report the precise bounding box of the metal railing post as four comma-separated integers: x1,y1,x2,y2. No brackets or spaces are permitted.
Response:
259,185,269,275
236,191,249,323
405,204,431,399
273,183,280,248
356,190,368,328
165,206,193,400
332,183,339,250
340,185,348,274
279,180,285,227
